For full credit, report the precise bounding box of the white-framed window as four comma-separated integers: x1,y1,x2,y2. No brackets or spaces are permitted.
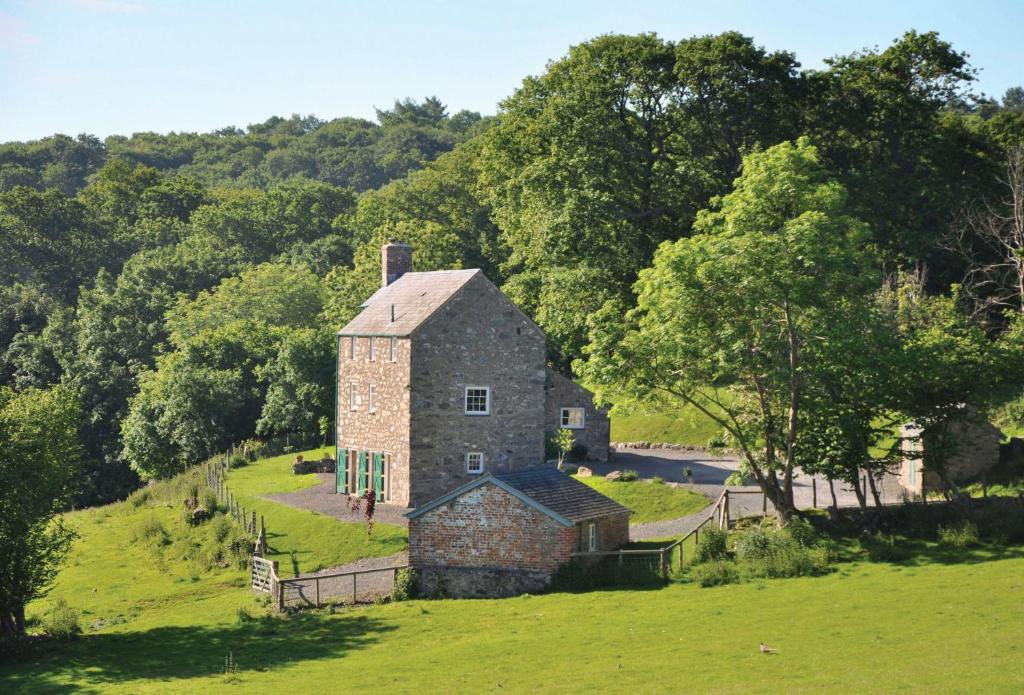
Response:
349,336,356,360
348,382,358,411
466,452,484,474
368,382,377,413
560,407,586,429
369,337,376,362
390,336,398,362
465,386,490,415
587,522,597,552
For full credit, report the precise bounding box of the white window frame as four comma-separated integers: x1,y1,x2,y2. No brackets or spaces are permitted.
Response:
560,407,586,430
349,336,356,360
368,382,377,413
587,522,597,552
348,382,358,411
390,336,398,362
369,336,376,362
464,386,490,415
466,451,484,475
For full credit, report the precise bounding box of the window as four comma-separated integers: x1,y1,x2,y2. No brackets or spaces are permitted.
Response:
465,386,490,415
560,407,586,429
368,382,377,413
466,452,484,474
369,337,376,362
587,523,597,552
390,336,397,362
349,336,356,360
349,382,358,411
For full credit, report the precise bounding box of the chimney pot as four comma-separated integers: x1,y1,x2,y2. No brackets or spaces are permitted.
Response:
381,241,413,287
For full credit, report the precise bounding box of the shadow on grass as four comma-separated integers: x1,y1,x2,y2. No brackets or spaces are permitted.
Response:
848,537,1024,568
0,611,396,693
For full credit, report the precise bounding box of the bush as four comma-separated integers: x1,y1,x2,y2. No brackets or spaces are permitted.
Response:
784,517,818,548
391,568,418,602
691,560,739,587
735,527,773,561
42,599,81,641
857,533,907,562
229,453,248,469
129,489,152,509
133,514,169,546
201,488,220,514
939,521,979,549
616,470,639,482
707,435,728,450
651,476,664,485
695,527,728,563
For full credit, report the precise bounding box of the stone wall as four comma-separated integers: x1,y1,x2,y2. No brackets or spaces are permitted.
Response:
409,482,576,575
336,334,412,505
408,273,547,506
414,566,553,599
544,369,610,462
900,416,1004,496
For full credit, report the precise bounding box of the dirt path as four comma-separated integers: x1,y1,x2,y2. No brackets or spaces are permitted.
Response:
282,552,409,607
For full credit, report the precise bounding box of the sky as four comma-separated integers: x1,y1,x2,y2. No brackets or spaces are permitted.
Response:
1,0,1021,141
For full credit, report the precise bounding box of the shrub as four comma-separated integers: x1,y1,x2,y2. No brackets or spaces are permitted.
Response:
707,434,727,449
129,489,152,509
391,568,418,602
651,476,664,485
616,470,639,482
695,527,728,563
568,442,589,462
735,527,773,561
741,542,831,579
229,453,248,469
42,599,81,641
201,488,220,514
939,521,979,549
134,514,169,546
784,517,818,548
857,533,907,562
691,560,739,587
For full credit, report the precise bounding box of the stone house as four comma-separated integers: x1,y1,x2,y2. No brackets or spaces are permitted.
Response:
335,242,610,508
899,411,1004,496
406,467,631,597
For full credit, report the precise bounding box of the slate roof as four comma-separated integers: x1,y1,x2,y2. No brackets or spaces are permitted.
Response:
406,467,632,526
495,467,632,523
338,269,480,336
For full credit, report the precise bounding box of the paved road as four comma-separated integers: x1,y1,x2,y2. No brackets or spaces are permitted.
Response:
263,473,410,526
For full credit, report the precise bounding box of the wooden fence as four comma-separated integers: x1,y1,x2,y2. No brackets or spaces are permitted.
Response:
569,489,778,580
204,456,269,556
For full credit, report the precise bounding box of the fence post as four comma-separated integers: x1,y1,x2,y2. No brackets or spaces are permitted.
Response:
659,550,666,579
250,511,257,535
678,541,683,568
315,576,321,609
352,573,357,604
813,478,817,508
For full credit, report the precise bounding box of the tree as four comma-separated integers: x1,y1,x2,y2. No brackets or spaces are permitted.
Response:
257,328,334,438
580,139,875,520
942,144,1024,315
479,32,802,366
0,385,82,640
1004,86,1024,113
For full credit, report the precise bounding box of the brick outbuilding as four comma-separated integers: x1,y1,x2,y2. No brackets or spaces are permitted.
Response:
406,467,631,598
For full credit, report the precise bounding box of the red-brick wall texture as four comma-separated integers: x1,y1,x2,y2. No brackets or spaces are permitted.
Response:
409,483,577,575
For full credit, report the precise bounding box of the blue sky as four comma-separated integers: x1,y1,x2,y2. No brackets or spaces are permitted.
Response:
1,0,1021,141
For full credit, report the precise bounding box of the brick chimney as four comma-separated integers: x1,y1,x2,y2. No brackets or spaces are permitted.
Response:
381,240,412,287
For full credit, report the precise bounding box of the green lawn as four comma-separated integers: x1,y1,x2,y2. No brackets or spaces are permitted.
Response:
592,386,734,447
216,448,407,576
6,540,1024,693
575,476,710,524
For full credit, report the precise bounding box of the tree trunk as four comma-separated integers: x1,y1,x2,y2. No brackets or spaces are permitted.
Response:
848,468,867,509
867,472,883,507
827,477,840,521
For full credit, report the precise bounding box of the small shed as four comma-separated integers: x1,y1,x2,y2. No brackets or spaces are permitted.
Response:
899,411,1004,497
406,467,631,598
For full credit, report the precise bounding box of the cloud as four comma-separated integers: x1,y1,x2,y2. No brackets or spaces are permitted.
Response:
66,0,146,11
0,11,40,46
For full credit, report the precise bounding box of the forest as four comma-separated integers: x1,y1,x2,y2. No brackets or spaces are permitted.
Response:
2,30,1024,510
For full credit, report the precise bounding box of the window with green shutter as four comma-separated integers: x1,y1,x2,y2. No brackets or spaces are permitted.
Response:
357,451,368,495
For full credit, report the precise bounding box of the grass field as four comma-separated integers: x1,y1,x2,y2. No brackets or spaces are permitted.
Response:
5,540,1024,693
575,476,709,523
593,386,734,447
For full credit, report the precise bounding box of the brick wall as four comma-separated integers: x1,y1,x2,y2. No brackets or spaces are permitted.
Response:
336,334,412,505
408,274,547,506
544,369,610,463
409,482,576,575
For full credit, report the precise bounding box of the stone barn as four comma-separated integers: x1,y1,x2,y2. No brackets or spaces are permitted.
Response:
899,411,1004,497
406,467,631,598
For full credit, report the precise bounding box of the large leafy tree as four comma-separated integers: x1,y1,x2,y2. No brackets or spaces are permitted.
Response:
581,138,875,519
0,385,82,640
479,32,803,366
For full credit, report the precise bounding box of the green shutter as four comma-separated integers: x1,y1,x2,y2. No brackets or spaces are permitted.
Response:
374,453,384,500
357,452,367,495
336,450,347,493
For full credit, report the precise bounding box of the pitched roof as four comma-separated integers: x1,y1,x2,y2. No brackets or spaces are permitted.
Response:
338,269,480,337
495,467,632,523
406,467,631,525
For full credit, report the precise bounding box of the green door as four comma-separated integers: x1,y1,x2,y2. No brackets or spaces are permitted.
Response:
373,453,384,501
336,450,347,494
356,451,367,495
